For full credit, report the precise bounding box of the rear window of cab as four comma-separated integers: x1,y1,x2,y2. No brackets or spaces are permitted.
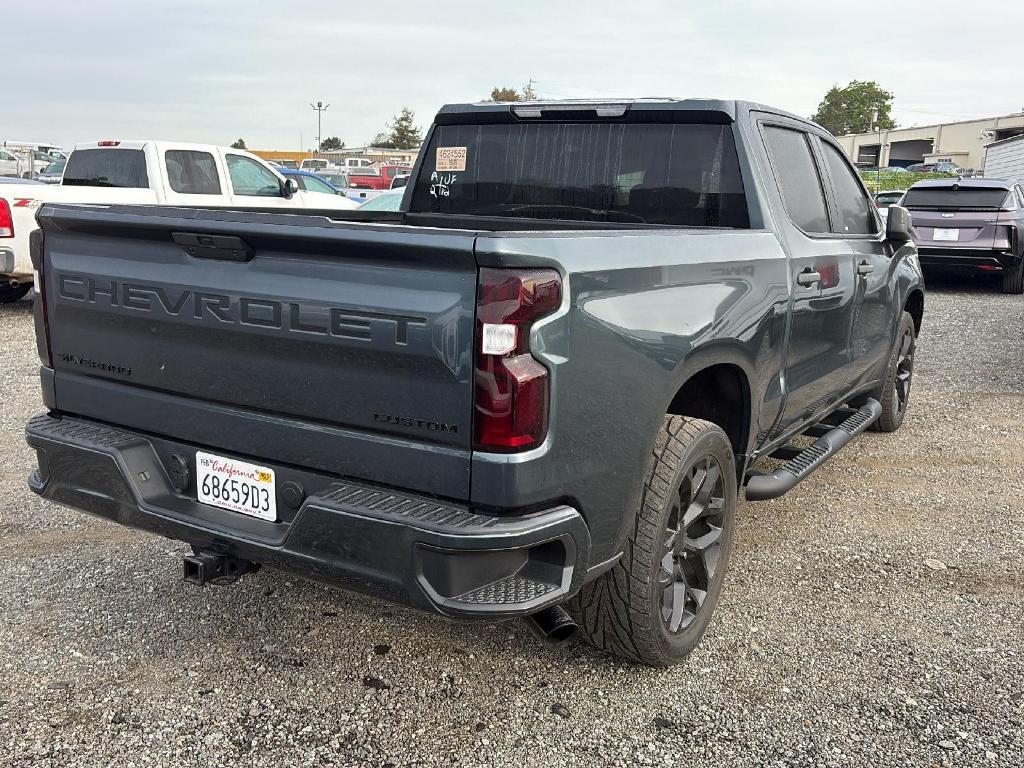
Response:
63,148,149,188
409,121,749,227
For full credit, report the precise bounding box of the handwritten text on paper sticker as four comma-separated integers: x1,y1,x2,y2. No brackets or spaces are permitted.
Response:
436,146,467,172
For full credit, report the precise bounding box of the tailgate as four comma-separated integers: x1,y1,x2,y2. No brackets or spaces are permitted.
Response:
38,204,477,498
909,209,998,249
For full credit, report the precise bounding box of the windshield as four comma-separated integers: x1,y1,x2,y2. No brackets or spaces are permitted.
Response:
360,191,403,211
902,187,1012,210
43,160,65,174
63,148,149,188
409,120,749,226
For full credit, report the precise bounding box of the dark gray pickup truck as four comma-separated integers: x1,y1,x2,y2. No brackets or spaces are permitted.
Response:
26,99,924,666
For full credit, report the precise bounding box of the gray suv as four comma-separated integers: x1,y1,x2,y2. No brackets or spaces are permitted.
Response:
903,178,1024,293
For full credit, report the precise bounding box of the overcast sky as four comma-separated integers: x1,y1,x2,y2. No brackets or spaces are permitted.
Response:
8,1,1023,151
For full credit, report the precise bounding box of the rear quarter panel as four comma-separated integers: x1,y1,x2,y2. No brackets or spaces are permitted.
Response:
471,229,789,564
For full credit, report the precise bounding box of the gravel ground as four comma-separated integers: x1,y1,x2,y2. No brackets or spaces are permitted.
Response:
1,274,1022,768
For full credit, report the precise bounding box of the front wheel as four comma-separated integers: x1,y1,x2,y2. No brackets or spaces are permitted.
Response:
0,283,31,303
872,311,916,432
1003,259,1024,294
569,417,737,666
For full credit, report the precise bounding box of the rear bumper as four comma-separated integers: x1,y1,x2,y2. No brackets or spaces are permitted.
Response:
25,412,590,618
917,247,1019,271
1,246,14,277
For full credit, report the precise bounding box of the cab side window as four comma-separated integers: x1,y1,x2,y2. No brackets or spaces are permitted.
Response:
763,126,831,234
820,142,878,235
165,150,221,195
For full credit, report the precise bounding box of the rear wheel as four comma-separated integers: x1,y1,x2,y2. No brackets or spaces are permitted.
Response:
0,283,31,303
872,311,916,432
569,417,736,667
1003,259,1024,294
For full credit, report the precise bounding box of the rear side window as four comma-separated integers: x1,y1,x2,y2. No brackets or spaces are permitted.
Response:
409,121,749,227
165,150,221,195
226,154,282,196
63,149,149,188
820,143,877,234
763,126,830,233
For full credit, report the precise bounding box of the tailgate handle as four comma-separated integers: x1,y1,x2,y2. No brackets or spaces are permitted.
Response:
172,232,254,262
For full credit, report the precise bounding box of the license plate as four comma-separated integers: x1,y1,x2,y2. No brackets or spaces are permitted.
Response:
196,451,277,521
933,228,959,241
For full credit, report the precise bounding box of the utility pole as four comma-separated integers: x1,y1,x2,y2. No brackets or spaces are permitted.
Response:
310,101,329,153
871,108,881,187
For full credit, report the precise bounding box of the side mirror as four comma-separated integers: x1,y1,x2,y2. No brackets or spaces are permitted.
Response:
281,178,299,199
885,204,912,244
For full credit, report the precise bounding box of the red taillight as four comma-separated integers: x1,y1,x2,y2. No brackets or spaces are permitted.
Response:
0,198,13,238
96,140,121,147
473,268,561,451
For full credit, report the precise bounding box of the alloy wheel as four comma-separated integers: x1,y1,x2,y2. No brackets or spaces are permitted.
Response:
894,327,915,416
658,455,726,633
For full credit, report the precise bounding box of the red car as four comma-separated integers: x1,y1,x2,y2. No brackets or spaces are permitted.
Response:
348,163,413,190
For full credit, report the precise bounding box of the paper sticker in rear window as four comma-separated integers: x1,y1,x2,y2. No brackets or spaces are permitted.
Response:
436,146,467,172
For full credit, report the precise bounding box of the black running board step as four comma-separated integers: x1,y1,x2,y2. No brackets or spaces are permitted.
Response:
746,398,882,501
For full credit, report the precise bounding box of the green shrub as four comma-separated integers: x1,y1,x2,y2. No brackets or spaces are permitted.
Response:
858,170,958,194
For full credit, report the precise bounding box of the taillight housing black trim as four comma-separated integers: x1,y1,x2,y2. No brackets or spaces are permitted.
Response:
29,229,52,367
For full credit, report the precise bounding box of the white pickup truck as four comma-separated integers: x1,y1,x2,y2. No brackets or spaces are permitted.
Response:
0,140,358,302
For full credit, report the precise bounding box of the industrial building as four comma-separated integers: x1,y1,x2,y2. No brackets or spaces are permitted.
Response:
253,145,420,167
983,134,1024,183
835,112,1024,172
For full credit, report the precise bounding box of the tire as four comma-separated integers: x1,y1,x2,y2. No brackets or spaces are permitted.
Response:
569,417,737,667
1003,259,1024,294
22,172,31,180
0,283,31,303
871,311,916,433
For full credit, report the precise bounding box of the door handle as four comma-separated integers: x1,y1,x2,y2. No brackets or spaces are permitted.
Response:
857,261,874,276
796,269,821,287
172,232,254,262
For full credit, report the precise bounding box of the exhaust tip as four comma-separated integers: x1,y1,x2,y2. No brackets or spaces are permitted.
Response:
524,605,578,649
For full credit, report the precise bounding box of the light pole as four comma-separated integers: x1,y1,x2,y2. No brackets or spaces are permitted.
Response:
310,101,330,153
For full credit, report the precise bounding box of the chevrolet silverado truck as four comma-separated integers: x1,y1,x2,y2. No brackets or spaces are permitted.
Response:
0,140,357,302
25,99,924,666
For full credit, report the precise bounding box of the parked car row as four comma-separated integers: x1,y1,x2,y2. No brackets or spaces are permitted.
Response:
0,140,357,302
856,161,965,175
267,159,412,201
0,142,68,179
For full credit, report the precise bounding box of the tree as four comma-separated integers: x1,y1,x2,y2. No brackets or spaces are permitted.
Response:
488,81,537,102
372,107,422,149
811,80,896,135
230,138,247,149
319,136,344,151
490,86,521,102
